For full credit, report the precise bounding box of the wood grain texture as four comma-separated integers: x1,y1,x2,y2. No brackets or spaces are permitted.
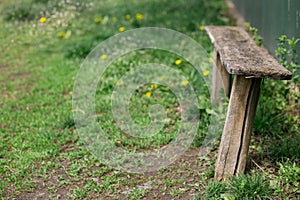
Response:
205,26,292,80
214,76,261,181
211,49,231,103
236,78,261,174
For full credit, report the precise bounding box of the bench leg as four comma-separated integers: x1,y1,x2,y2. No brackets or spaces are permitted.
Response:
211,49,231,103
214,75,262,181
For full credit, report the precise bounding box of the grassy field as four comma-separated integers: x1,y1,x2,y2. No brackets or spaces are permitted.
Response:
0,0,299,199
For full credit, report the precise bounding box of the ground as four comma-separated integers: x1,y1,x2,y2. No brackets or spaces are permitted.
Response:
0,0,299,199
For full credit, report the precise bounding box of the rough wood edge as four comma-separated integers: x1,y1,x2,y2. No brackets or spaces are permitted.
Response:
205,26,293,80
211,49,231,103
235,78,261,173
214,76,261,181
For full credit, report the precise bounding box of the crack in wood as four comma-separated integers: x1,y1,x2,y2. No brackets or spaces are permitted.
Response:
233,79,254,175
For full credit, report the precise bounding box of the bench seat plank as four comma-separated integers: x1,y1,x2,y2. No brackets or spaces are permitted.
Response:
205,26,292,80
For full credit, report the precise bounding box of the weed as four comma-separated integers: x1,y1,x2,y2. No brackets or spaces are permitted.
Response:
203,181,227,199
126,188,147,200
246,25,300,156
201,166,215,181
169,188,183,197
69,185,87,199
164,179,185,187
278,161,300,187
245,22,263,47
229,174,272,199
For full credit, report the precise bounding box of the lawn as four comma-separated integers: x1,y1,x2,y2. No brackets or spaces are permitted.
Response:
0,0,299,199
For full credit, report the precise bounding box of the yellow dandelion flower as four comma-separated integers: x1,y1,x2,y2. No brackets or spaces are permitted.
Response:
135,13,144,20
208,57,213,63
145,91,151,97
150,84,158,89
58,31,65,38
39,17,47,23
175,59,182,65
181,80,189,86
119,26,125,32
125,14,131,20
112,17,118,22
95,17,102,23
203,70,210,76
199,25,205,31
100,54,108,60
116,81,123,86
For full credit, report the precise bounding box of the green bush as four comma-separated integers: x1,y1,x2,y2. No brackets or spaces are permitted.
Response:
252,32,300,139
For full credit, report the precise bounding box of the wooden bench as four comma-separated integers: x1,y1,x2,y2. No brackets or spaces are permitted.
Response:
205,26,293,181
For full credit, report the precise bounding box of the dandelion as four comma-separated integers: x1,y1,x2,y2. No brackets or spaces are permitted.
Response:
175,59,182,65
150,84,158,89
208,57,213,63
119,26,125,32
95,17,102,23
100,54,108,60
117,82,123,86
145,91,151,97
135,13,144,20
58,31,65,38
199,25,205,31
58,31,71,39
125,14,131,20
203,70,210,76
181,80,189,86
39,17,47,23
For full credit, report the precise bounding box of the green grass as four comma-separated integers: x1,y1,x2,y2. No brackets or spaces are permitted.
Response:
0,0,299,199
229,174,272,199
198,174,272,199
202,181,227,199
0,0,229,198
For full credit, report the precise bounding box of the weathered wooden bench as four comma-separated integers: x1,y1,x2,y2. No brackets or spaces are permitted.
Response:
205,26,293,181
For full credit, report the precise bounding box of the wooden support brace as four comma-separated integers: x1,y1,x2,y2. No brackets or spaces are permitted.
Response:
211,49,231,103
214,75,262,181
